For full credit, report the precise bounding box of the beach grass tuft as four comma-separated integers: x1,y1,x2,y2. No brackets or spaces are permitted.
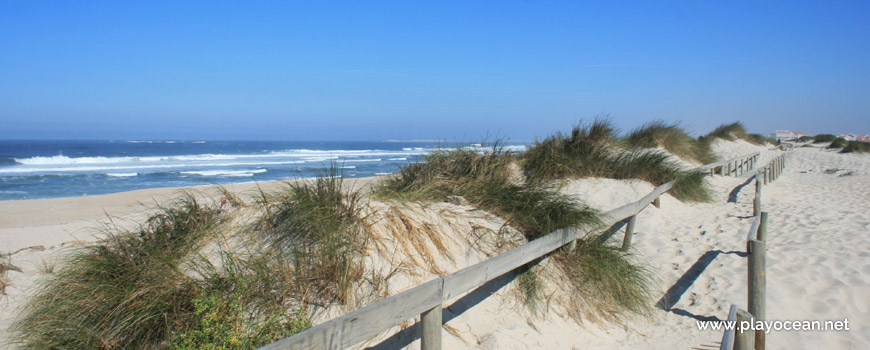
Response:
812,134,837,143
522,120,712,202
828,138,848,149
556,235,654,323
841,140,870,153
626,120,716,164
255,166,366,305
706,122,748,141
12,194,223,349
374,143,601,240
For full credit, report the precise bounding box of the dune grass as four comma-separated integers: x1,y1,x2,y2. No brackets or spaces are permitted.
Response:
828,138,848,149
12,194,224,349
812,134,837,143
374,143,657,321
706,122,748,141
254,167,366,305
626,120,716,164
13,174,362,349
1,254,19,296
522,120,712,202
375,143,601,240
556,235,654,322
841,140,870,153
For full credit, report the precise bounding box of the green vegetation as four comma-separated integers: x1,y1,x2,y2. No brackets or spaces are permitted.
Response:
704,122,771,146
841,140,870,153
828,138,848,149
556,235,654,322
374,142,656,321
812,134,837,143
706,122,748,141
517,265,542,314
13,195,224,349
796,135,815,142
522,120,712,202
13,172,364,349
255,168,366,304
375,144,600,240
625,120,716,164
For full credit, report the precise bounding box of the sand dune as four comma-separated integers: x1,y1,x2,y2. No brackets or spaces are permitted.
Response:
1,141,867,349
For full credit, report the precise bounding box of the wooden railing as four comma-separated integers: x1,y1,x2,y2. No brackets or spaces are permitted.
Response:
721,152,787,350
258,152,763,350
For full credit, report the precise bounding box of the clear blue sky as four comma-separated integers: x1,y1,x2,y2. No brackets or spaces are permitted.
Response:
1,1,868,141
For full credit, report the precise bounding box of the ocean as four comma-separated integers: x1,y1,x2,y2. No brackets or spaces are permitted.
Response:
0,140,527,200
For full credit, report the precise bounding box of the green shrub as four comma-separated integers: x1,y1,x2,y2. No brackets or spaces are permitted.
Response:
170,251,311,350
841,140,870,153
796,136,815,142
828,138,848,149
811,134,837,143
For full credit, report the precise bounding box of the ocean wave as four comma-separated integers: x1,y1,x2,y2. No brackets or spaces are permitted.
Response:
180,169,268,177
13,149,433,166
388,157,407,161
0,160,306,174
106,172,138,177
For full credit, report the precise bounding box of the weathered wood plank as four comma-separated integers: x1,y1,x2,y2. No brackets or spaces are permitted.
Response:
259,279,442,350
421,304,442,350
735,309,755,350
720,304,738,350
748,239,767,350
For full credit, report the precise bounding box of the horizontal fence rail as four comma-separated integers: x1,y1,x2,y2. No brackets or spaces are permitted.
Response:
259,152,763,350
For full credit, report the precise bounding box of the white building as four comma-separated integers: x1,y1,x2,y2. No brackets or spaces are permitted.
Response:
767,130,806,141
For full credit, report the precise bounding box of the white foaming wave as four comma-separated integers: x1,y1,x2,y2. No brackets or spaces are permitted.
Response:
14,149,431,166
15,155,140,165
106,172,138,177
374,172,393,175
388,157,407,161
180,169,267,177
340,166,356,169
0,160,306,174
342,158,382,163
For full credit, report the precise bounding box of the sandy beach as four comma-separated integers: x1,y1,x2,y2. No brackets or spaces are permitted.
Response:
2,141,868,349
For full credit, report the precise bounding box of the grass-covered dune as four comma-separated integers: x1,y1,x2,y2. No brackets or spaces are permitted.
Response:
522,120,712,202
9,119,769,349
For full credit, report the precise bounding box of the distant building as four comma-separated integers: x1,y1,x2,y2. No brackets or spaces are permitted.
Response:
840,133,857,141
857,134,870,142
767,130,806,140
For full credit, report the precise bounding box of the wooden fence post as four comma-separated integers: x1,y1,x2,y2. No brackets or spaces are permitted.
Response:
735,309,755,350
748,239,766,350
421,305,442,350
621,215,637,251
754,176,762,216
757,212,768,242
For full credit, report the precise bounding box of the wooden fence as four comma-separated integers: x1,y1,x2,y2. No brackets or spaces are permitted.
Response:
258,151,763,350
720,152,787,350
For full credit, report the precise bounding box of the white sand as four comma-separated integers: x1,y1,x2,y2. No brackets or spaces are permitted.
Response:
2,142,867,349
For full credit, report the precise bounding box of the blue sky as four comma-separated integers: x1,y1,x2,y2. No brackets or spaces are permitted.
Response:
1,1,868,141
